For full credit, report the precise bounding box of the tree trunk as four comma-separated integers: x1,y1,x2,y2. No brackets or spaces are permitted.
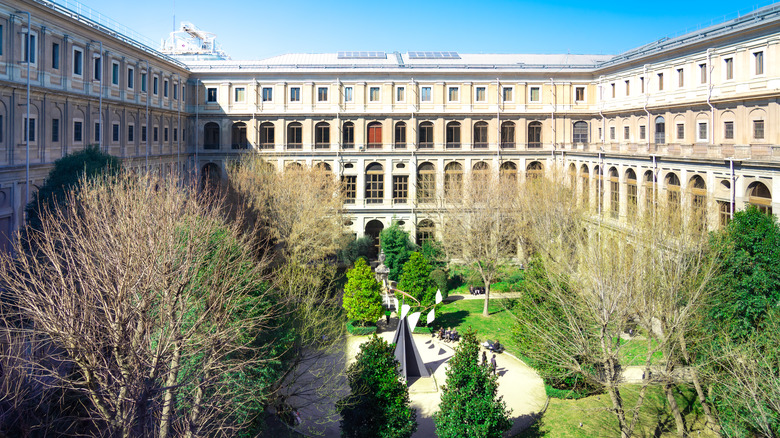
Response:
483,283,490,317
665,383,687,437
679,335,719,435
159,340,182,438
606,384,631,438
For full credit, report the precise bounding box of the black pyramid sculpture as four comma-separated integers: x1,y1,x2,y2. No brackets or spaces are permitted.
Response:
392,316,431,381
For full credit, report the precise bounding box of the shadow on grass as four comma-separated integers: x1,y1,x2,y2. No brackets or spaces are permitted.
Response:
433,310,469,330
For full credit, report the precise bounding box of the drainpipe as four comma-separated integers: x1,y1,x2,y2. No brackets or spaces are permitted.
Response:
176,72,181,169
496,77,501,162
729,157,735,219
145,60,150,168
651,154,658,220
597,76,605,146
643,65,651,150
194,78,199,181
17,10,31,205
550,77,556,159
92,40,103,152
706,49,715,146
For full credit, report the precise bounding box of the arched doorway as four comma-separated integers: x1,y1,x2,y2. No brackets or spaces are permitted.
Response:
201,163,221,190
365,220,384,258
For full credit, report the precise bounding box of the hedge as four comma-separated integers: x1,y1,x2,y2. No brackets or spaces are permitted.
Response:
346,320,378,336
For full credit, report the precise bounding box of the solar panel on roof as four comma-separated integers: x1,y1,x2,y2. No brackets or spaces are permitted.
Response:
337,51,387,59
407,51,460,59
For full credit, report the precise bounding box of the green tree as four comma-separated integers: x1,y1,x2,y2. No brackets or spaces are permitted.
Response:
434,329,511,438
380,222,415,281
338,335,417,438
25,146,121,232
342,258,383,325
397,252,438,308
708,205,780,339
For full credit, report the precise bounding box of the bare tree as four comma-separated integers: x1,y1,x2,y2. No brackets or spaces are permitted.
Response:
0,172,280,437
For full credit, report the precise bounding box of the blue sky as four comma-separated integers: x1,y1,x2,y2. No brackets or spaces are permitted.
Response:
75,0,775,60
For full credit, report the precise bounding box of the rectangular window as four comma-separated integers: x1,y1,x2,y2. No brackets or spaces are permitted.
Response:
754,120,765,139
234,87,245,102
610,126,615,140
639,125,646,140
173,128,177,142
677,68,684,87
111,62,119,85
700,63,707,84
112,123,119,142
153,77,159,95
640,77,645,93
470,86,484,102
755,51,764,75
206,87,217,102
611,83,616,98
396,86,405,102
22,33,36,63
317,86,328,102
575,86,585,101
127,67,134,89
52,42,59,69
153,127,158,142
94,57,101,81
289,87,300,102
625,80,630,95
369,87,380,101
73,121,83,142
94,122,100,142
128,125,134,142
141,72,147,92
342,175,356,204
447,86,459,102
0,25,3,56
163,79,169,97
141,126,147,142
262,87,273,102
698,122,708,141
658,73,664,90
530,86,540,102
344,86,353,102
421,86,432,102
23,117,35,142
393,175,408,204
502,86,513,102
624,126,630,140
51,118,59,142
725,58,733,80
164,127,168,142
73,48,83,75
724,121,734,139
677,123,685,140
173,83,178,100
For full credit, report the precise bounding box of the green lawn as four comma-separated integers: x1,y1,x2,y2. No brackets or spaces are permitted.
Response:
516,385,718,438
433,297,520,356
619,337,664,366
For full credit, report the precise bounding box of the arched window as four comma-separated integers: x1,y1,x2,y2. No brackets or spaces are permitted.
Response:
501,121,515,149
367,122,382,149
472,161,490,186
201,163,221,188
259,122,274,149
626,169,637,217
609,167,620,219
568,163,577,187
644,170,655,210
204,122,220,149
446,121,461,149
366,162,384,203
655,116,666,145
444,162,463,198
747,181,772,215
526,161,543,180
580,164,590,206
416,219,435,246
314,162,332,172
666,172,681,212
394,122,406,149
231,122,247,149
595,165,604,211
315,122,330,149
474,122,489,148
419,122,434,149
690,175,707,227
528,121,542,148
417,162,436,203
342,121,355,149
287,122,302,149
573,121,589,144
500,161,517,183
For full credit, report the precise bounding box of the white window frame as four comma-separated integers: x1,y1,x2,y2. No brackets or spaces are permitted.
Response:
72,47,84,77
447,86,460,103
474,86,486,102
368,86,380,102
344,86,353,102
206,87,217,103
317,86,329,102
723,57,734,81
502,86,514,103
73,119,84,143
696,121,708,142
289,87,301,102
753,50,765,76
574,86,586,102
420,86,432,102
262,87,273,102
234,86,246,103
529,86,541,103
396,86,405,103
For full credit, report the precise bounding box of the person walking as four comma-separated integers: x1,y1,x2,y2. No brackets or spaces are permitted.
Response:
490,354,497,375
482,350,487,366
